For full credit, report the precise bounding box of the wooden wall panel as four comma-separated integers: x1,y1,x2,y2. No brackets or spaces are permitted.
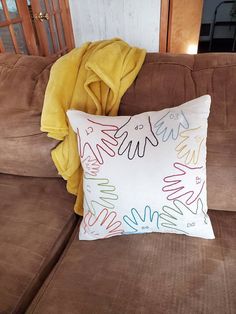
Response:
69,0,161,52
159,0,169,52
168,0,203,53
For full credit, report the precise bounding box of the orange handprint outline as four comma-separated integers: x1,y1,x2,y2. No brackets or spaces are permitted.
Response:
80,209,123,240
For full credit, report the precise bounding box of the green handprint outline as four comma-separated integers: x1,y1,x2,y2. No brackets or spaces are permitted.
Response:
160,198,207,235
84,175,118,215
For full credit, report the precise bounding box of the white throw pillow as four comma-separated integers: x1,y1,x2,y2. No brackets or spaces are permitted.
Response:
67,95,215,240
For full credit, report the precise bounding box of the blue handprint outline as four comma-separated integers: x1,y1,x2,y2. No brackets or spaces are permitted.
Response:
154,110,189,142
123,205,159,233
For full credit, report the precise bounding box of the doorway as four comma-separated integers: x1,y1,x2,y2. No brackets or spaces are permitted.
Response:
0,0,74,56
198,0,236,52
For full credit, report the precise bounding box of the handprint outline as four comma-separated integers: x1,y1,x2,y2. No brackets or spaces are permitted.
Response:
175,127,205,165
84,175,118,215
77,119,118,164
82,156,100,176
159,198,210,235
80,209,123,239
123,205,159,233
114,116,158,160
162,162,205,205
154,110,189,142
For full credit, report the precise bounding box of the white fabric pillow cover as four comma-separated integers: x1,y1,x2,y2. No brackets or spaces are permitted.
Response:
67,95,215,241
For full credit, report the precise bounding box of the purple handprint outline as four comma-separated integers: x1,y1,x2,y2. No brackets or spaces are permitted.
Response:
162,162,205,205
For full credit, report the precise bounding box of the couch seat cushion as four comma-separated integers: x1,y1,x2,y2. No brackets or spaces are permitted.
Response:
0,174,77,313
28,210,236,314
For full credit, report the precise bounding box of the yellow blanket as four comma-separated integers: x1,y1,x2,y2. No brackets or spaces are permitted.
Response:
41,38,146,215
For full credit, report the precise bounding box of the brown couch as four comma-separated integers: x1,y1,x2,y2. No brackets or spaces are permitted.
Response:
0,52,235,314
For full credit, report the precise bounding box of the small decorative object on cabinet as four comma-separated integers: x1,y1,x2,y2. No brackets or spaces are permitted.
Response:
0,0,74,56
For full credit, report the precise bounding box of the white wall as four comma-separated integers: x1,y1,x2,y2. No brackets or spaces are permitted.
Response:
69,0,161,52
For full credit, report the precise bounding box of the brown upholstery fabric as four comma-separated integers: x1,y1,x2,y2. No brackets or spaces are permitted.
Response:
0,174,77,313
0,52,235,208
0,53,59,177
28,210,236,314
119,53,236,211
1,52,236,313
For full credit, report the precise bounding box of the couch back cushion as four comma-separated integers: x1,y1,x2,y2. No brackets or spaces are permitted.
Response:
120,53,236,211
1,52,235,211
0,53,59,177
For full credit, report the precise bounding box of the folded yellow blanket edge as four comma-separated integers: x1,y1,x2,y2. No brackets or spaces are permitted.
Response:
41,39,146,215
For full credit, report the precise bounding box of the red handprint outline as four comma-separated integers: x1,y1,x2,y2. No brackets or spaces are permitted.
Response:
77,119,118,164
162,162,205,205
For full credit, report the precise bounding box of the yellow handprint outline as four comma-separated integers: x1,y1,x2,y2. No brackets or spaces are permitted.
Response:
175,127,205,165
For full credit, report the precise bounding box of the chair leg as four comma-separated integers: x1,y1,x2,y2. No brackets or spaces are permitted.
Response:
232,27,236,51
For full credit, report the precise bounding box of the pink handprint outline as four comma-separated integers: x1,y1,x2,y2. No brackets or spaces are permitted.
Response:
77,119,118,164
162,162,205,205
81,156,100,176
80,209,123,240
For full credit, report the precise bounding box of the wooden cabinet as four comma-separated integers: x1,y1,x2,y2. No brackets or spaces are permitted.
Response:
0,0,74,56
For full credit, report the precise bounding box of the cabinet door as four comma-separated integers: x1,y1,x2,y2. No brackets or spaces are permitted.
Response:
30,0,75,56
0,0,38,54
